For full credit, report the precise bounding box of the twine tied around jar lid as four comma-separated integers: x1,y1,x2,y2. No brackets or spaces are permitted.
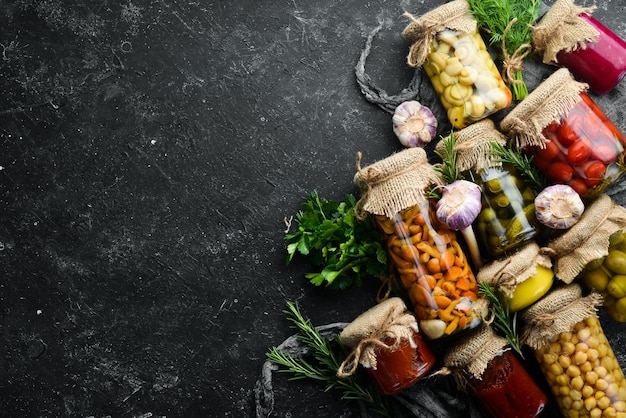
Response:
337,297,419,377
435,119,509,173
354,148,443,220
499,68,588,149
520,284,603,350
478,242,552,298
442,323,509,380
531,0,600,65
401,0,477,68
540,194,626,284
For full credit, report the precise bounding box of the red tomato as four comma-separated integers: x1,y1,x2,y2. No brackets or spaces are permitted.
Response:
558,122,579,146
532,155,551,171
568,178,589,196
591,143,618,164
547,162,574,183
567,140,592,164
535,140,560,161
584,161,607,186
543,121,560,134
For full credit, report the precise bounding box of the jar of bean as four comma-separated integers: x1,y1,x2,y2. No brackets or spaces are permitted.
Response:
521,284,626,418
337,298,436,395
533,0,626,95
402,0,511,129
443,324,548,418
501,68,626,199
355,149,483,340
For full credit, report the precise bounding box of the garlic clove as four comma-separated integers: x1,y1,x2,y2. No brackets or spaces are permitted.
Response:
392,100,437,148
535,184,585,229
436,180,482,230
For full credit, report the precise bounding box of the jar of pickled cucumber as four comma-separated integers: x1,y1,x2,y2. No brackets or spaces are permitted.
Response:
402,0,512,129
501,68,626,199
355,149,483,340
444,324,548,418
533,0,626,95
337,298,436,395
435,120,540,259
580,229,626,322
521,284,626,418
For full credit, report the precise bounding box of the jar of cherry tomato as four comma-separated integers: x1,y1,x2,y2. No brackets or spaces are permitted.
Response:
355,149,483,340
337,298,436,395
500,68,626,199
443,324,548,418
402,0,511,129
533,0,626,95
521,284,626,418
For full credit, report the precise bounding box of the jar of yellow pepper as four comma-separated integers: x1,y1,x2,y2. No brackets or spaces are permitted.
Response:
355,149,485,340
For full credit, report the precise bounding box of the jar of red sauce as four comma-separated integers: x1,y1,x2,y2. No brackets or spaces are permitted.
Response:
500,68,626,199
533,0,626,95
443,324,548,418
337,297,436,395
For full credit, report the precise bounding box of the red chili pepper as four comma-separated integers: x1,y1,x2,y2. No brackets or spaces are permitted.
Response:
567,140,592,165
583,161,607,186
568,178,589,196
547,162,574,183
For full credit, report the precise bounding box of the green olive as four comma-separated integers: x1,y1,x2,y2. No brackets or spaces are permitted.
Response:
581,267,610,292
609,230,626,253
478,208,497,222
603,250,626,275
584,257,606,272
606,296,626,322
485,178,503,194
492,194,510,208
522,187,536,204
607,275,626,298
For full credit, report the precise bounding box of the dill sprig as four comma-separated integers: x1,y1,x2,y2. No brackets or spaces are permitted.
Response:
478,281,524,358
490,141,546,191
467,0,541,100
266,301,391,417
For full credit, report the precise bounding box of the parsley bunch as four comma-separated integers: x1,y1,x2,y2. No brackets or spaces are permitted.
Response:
285,191,387,289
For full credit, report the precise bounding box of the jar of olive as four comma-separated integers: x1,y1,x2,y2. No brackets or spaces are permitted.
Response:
355,149,483,340
436,120,540,259
402,0,512,129
521,284,626,418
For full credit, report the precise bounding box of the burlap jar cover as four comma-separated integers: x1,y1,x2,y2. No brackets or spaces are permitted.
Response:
443,323,509,380
500,68,587,149
337,297,419,376
401,0,476,68
520,284,602,350
354,148,442,220
478,242,552,298
532,0,600,65
541,194,626,284
435,119,509,173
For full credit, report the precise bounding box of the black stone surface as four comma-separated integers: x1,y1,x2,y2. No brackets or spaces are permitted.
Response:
2,1,626,417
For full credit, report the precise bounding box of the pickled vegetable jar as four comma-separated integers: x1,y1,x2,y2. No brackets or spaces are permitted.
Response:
423,28,512,129
470,164,539,257
580,229,626,322
444,324,548,418
501,68,626,199
374,203,482,340
522,284,626,418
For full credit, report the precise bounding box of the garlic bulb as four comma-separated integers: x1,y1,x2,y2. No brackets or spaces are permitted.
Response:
392,100,437,148
436,180,482,230
535,184,584,229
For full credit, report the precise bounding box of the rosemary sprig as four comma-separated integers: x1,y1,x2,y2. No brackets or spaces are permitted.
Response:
266,301,391,417
478,281,524,358
490,141,546,191
434,132,463,185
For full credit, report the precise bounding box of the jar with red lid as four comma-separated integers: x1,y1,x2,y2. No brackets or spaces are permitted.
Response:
521,284,626,418
402,0,511,129
533,0,626,95
354,149,483,341
443,324,548,418
500,68,626,199
337,297,436,395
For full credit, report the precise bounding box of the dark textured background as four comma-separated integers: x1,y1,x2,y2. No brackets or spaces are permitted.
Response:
1,0,626,417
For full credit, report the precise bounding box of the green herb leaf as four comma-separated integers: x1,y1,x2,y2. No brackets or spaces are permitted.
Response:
266,302,391,417
433,131,463,185
285,191,387,288
489,141,546,191
478,281,524,358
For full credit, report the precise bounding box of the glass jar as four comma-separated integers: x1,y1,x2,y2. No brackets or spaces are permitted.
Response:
555,14,626,95
522,285,626,418
337,297,436,395
423,28,512,129
374,201,482,340
469,164,540,257
444,324,548,418
366,328,436,395
580,229,626,322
